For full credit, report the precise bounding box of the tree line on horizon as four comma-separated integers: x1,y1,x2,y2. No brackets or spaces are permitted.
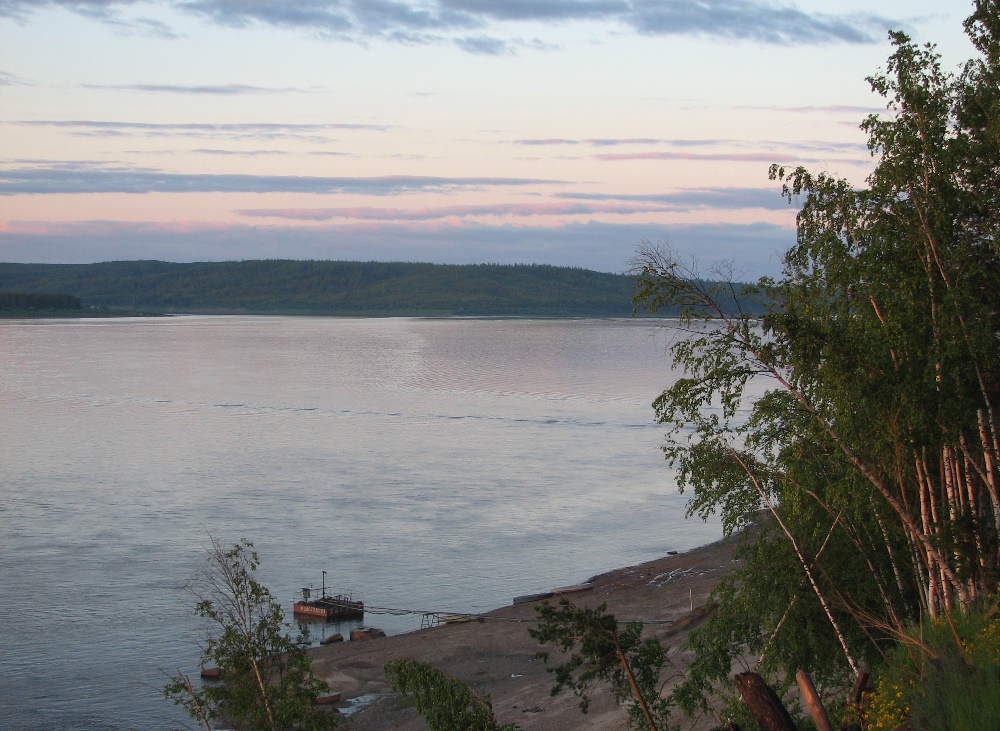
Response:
0,259,760,317
0,291,80,310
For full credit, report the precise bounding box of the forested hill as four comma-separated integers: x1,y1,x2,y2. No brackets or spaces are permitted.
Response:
0,260,660,316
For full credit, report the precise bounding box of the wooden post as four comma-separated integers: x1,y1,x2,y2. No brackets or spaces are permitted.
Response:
795,670,833,731
733,672,797,731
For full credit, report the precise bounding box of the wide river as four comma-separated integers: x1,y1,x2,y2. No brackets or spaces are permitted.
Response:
0,316,723,730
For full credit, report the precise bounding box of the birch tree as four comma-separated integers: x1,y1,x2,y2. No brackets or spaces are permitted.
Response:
633,0,1000,710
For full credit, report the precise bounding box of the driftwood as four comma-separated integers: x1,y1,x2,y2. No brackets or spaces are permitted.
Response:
734,667,871,731
733,672,797,731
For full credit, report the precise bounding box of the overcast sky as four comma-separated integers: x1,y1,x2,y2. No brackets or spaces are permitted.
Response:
0,0,974,275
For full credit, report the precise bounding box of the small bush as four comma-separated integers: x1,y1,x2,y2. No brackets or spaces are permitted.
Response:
864,596,1000,730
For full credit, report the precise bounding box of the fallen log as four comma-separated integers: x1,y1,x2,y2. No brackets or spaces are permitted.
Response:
734,672,797,731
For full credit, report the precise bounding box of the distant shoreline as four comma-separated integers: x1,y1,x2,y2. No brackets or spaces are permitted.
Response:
0,260,765,319
0,308,168,319
0,310,665,320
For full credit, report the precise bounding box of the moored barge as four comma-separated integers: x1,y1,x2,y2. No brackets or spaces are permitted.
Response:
293,571,364,621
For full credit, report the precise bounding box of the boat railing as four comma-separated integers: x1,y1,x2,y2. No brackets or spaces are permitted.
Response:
296,587,364,606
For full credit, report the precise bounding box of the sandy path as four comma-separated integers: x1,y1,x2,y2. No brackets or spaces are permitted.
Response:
309,534,741,730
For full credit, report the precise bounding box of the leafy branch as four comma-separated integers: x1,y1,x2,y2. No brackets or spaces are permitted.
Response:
530,598,676,731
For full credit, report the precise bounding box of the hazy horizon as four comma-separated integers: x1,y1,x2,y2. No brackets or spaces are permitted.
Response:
1,1,974,278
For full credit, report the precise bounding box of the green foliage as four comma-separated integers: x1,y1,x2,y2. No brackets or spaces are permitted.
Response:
670,525,877,723
164,538,342,731
530,598,675,731
632,1,1000,721
865,595,1000,730
383,658,517,731
0,291,80,310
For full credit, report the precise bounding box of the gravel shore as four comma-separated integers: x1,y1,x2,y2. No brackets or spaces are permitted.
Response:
309,533,742,730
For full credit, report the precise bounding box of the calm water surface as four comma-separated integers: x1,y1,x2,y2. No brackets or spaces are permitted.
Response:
0,316,721,730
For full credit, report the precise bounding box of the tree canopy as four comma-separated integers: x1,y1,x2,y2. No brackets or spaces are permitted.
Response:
633,0,1000,719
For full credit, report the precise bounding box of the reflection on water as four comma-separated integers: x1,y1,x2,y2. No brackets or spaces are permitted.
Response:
0,316,722,730
296,616,366,646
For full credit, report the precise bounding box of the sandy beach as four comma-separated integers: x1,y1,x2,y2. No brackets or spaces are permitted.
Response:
309,533,742,730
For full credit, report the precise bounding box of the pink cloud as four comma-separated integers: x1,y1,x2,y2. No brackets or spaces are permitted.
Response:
236,200,673,221
595,151,801,162
2,220,242,236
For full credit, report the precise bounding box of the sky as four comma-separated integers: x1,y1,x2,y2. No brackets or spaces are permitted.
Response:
0,0,976,276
